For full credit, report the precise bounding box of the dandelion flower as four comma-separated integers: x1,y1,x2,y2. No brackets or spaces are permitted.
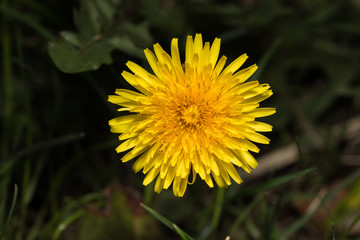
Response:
108,34,275,197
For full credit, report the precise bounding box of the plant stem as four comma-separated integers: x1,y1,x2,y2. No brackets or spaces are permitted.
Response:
211,187,225,238
143,181,155,205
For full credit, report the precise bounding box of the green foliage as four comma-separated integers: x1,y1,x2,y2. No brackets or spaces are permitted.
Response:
55,190,165,240
48,0,152,73
141,203,193,240
0,185,18,239
231,167,317,198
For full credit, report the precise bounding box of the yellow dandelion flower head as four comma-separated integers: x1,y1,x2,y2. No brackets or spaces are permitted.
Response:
108,34,275,197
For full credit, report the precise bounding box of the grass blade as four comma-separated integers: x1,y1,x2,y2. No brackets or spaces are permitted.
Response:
251,0,341,81
1,0,13,159
343,212,360,239
141,203,194,240
0,4,55,40
282,168,360,239
52,210,86,240
229,193,264,236
235,167,317,197
0,132,85,176
0,184,18,238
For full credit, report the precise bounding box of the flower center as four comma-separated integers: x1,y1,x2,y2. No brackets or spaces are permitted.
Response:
181,105,201,125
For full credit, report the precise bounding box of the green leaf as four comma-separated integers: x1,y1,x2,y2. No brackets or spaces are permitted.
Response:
48,35,145,73
73,0,120,43
109,36,145,59
48,0,150,73
48,36,116,73
117,22,153,48
59,31,81,47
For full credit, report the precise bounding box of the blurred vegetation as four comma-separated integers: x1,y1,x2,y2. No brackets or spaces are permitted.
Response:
1,0,360,239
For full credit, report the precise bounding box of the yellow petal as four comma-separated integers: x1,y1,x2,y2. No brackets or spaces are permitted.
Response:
204,174,214,188
171,38,182,68
108,95,130,105
241,103,259,112
132,152,148,173
216,160,231,185
246,121,273,132
108,115,143,133
220,53,248,76
144,48,163,79
164,166,176,189
222,137,247,151
121,145,150,162
223,65,257,92
193,155,207,179
236,81,259,94
178,176,189,197
213,56,227,76
108,96,145,110
132,118,154,132
129,142,152,156
192,53,199,69
138,131,155,145
119,131,139,140
244,108,276,118
188,168,197,185
154,177,165,193
232,150,252,173
240,84,270,99
198,42,210,72
233,64,258,85
143,151,161,174
193,33,203,58
143,167,160,186
125,62,153,86
238,139,260,153
121,71,149,95
234,149,258,169
153,43,166,65
243,132,270,144
222,124,246,137
185,35,194,65
172,176,181,196
149,141,161,159
242,90,273,104
209,38,221,69
212,172,228,188
160,155,172,178
223,162,242,184
209,155,220,176
115,89,145,101
210,143,231,163
175,157,186,177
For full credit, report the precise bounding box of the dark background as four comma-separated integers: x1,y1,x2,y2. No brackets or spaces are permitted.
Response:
1,0,360,239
